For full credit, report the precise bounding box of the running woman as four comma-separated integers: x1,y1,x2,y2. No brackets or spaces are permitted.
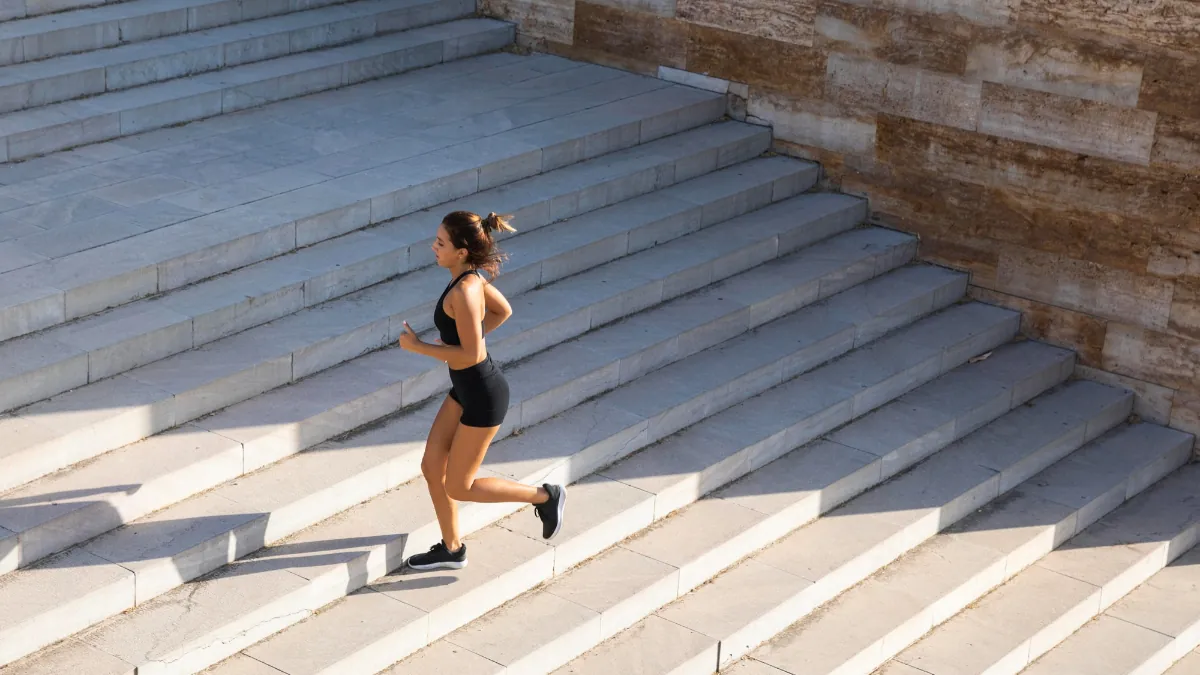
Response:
398,210,567,571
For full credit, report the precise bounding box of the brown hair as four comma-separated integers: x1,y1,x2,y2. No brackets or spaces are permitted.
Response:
441,210,517,277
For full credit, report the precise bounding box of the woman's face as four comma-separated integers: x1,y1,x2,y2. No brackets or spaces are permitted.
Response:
432,223,463,268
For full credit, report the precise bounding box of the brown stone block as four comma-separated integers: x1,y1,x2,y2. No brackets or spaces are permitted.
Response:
748,89,877,156
1102,322,1200,392
483,0,576,44
874,114,1200,229
814,0,972,73
917,233,1001,287
1152,114,1200,174
978,81,1158,165
1169,278,1200,341
678,0,815,46
1140,52,1200,119
995,246,1175,331
573,2,688,71
586,0,677,18
1148,223,1200,280
967,286,1108,367
1169,388,1200,450
830,0,1020,27
965,27,1145,107
1074,365,1176,425
1018,0,1200,54
685,24,826,97
825,52,981,130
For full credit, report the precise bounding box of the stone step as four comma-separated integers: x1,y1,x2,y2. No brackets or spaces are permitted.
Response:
0,0,473,114
717,423,1191,675
0,174,853,590
0,253,956,671
1168,649,1200,675
553,379,1138,675
0,17,515,162
881,461,1200,675
0,0,352,64
388,362,1130,675
206,338,1073,675
0,64,724,340
1015,542,1200,675
0,153,815,504
0,293,1012,675
0,120,775,425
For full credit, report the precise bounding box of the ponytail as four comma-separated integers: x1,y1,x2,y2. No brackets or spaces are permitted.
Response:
482,212,516,236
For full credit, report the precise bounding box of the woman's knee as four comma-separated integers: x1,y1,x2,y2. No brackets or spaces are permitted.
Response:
421,447,448,482
444,479,473,502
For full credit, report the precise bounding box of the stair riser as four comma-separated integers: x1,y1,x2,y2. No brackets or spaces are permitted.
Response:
0,0,475,114
0,128,774,420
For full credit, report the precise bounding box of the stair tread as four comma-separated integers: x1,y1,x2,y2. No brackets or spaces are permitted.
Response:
887,461,1200,675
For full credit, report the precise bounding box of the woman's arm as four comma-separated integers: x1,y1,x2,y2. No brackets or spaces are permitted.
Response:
481,280,512,335
398,279,487,368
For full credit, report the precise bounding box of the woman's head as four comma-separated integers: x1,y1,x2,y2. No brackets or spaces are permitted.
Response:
433,210,516,276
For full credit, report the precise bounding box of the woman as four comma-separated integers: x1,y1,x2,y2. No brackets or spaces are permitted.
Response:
398,210,566,571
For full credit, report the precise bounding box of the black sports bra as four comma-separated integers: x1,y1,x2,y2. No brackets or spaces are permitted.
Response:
433,269,483,346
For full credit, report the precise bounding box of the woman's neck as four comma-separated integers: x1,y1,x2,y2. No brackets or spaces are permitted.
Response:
449,263,474,278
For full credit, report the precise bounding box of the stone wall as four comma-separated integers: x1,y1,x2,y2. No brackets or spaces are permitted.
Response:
481,0,1200,441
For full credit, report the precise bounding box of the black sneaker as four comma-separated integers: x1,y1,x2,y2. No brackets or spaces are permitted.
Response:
405,541,467,571
534,483,566,540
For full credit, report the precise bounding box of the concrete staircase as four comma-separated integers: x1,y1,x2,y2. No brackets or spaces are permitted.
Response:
0,41,1195,675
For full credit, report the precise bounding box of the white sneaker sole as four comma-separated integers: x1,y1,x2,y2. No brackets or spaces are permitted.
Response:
406,559,468,571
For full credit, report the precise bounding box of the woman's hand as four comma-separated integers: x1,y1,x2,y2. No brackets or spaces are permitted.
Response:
398,321,424,352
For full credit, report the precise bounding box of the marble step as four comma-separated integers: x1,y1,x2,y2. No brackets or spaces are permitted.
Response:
555,379,1139,675
716,423,1192,675
0,294,1013,675
0,0,473,114
0,65,723,340
1015,541,1200,675
0,120,775,424
1167,649,1200,675
0,0,347,61
0,173,856,586
0,252,956,671
206,338,1073,675
0,17,516,162
0,129,786,501
880,460,1200,675
392,360,1130,675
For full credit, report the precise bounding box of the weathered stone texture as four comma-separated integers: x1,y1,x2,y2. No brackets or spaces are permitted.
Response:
1018,0,1200,54
969,287,1107,367
833,0,1020,26
978,82,1158,165
1103,323,1200,393
995,247,1175,331
826,52,981,130
483,0,576,44
1139,53,1200,118
484,0,1200,436
814,1,972,73
686,24,826,96
572,2,687,70
965,30,1145,107
679,0,815,45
